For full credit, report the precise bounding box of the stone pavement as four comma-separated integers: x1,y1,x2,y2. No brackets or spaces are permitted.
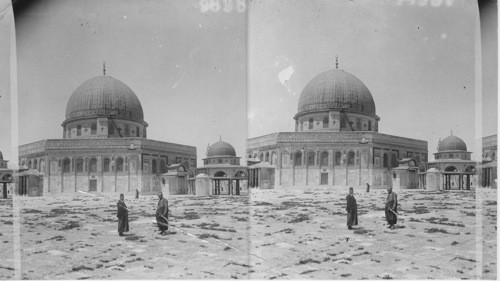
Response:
0,187,496,279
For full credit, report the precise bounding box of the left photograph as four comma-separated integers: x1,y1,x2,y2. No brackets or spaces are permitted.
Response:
13,0,249,279
0,1,17,279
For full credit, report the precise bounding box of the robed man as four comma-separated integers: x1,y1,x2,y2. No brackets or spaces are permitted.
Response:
385,187,398,229
156,192,169,235
346,187,358,230
117,193,129,236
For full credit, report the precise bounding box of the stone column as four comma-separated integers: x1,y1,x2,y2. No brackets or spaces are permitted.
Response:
329,149,334,186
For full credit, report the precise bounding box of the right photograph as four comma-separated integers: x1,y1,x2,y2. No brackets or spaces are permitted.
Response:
246,0,497,279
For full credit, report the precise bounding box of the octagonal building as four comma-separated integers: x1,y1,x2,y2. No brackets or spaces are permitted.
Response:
247,67,428,189
18,72,196,196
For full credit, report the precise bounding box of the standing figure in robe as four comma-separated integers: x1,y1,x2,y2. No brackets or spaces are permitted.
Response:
385,187,398,229
156,192,169,235
117,193,129,236
346,187,358,230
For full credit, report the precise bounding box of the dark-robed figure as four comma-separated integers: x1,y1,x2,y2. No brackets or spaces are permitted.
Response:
156,192,169,235
385,187,398,229
117,193,129,236
346,187,358,230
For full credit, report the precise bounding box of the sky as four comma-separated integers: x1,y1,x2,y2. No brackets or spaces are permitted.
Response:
9,0,247,167
0,0,12,167
0,0,497,165
247,0,495,161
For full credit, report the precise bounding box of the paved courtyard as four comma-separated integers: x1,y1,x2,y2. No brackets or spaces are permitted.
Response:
0,187,497,279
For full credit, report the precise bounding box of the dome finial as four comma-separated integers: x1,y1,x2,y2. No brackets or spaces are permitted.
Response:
450,130,453,136
335,54,339,69
219,135,222,141
103,61,106,75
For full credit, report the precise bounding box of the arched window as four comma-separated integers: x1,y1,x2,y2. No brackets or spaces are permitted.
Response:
334,152,342,166
340,117,346,129
347,151,355,166
391,154,398,168
116,158,124,172
152,159,157,174
214,171,227,177
294,151,302,166
320,151,328,166
76,158,84,172
62,158,71,173
383,153,389,168
33,159,38,170
265,152,270,163
445,166,457,172
465,166,476,173
271,152,276,165
281,153,289,167
39,159,45,173
160,160,166,173
103,158,110,172
307,151,315,166
27,160,32,169
323,117,329,128
259,153,264,162
89,158,97,173
492,151,496,160
309,118,313,129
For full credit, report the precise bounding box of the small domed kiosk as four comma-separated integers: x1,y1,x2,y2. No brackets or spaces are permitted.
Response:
195,139,248,196
424,133,477,191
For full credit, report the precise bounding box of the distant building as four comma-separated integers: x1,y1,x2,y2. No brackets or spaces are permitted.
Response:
195,139,248,195
0,151,13,198
18,70,196,196
424,134,477,190
247,67,428,189
481,134,497,188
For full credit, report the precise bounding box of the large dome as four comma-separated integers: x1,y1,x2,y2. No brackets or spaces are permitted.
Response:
65,76,144,123
207,140,236,157
297,69,376,116
438,135,467,152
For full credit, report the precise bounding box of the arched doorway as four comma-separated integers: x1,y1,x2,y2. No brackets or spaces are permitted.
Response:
213,171,228,195
464,166,476,190
234,171,247,195
1,174,12,198
444,166,459,190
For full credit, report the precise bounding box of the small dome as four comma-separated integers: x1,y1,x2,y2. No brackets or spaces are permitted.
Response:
298,69,376,116
65,76,144,123
207,140,236,157
427,168,439,173
438,135,467,152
